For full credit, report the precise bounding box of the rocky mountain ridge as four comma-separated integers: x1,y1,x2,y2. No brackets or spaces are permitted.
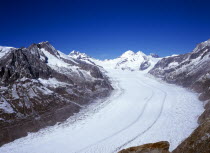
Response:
148,39,210,153
0,42,113,146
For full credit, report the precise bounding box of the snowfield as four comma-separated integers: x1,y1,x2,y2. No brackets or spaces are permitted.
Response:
0,66,204,153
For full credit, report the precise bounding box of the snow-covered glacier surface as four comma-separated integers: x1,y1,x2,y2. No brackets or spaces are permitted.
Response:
0,66,204,153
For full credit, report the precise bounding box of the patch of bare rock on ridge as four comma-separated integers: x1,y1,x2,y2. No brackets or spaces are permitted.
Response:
0,42,113,146
118,141,170,153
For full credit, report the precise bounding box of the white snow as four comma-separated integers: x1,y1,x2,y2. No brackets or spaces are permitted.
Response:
68,50,94,65
57,50,79,65
0,64,204,153
41,48,70,69
120,50,135,58
168,61,179,68
0,97,14,114
11,84,19,100
0,46,14,58
193,39,210,53
69,50,90,59
38,78,69,88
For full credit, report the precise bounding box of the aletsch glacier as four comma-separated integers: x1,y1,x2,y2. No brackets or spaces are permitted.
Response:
0,40,208,153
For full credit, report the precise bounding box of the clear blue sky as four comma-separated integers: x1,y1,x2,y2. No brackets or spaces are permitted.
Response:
1,0,210,59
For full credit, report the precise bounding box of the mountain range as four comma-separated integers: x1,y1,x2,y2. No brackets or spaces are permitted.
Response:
0,39,210,153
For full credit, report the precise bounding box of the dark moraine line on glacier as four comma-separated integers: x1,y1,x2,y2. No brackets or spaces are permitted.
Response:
75,79,155,153
112,79,167,153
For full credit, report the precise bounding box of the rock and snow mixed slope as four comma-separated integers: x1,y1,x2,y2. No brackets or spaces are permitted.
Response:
0,53,204,153
0,42,113,146
149,39,210,123
150,39,210,153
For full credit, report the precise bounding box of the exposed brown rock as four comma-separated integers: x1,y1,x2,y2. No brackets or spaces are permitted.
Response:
118,141,170,153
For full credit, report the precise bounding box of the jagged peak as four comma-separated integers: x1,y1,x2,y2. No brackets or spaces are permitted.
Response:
69,50,81,55
28,41,53,50
193,39,210,53
38,41,49,45
150,53,159,58
69,50,89,59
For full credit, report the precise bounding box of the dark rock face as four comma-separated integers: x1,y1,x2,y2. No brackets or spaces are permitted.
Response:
198,100,210,125
118,141,170,153
140,60,151,70
0,48,52,84
0,42,113,146
149,39,210,153
150,53,159,58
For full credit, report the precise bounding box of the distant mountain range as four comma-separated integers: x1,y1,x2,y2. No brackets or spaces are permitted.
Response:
69,50,160,71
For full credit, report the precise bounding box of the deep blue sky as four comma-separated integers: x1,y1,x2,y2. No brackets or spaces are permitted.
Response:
1,0,210,59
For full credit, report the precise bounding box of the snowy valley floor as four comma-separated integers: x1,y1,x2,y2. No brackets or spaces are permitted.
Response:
0,69,204,153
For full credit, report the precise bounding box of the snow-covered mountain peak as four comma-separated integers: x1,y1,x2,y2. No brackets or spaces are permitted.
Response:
69,50,90,59
68,50,96,65
0,46,15,58
120,50,147,59
136,51,146,56
120,50,135,58
193,39,210,53
90,50,161,71
38,41,58,55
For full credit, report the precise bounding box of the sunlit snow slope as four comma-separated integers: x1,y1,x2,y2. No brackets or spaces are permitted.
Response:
0,60,204,153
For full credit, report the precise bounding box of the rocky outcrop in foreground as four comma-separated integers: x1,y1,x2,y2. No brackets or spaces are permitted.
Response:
118,141,170,153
